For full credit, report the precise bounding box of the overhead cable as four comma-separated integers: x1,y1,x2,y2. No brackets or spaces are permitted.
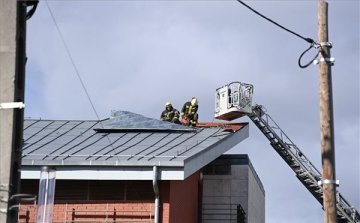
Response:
44,1,151,213
45,0,101,122
236,0,315,44
298,43,319,68
236,0,320,68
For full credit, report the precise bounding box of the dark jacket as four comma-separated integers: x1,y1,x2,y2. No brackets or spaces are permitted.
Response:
160,108,180,122
181,102,198,117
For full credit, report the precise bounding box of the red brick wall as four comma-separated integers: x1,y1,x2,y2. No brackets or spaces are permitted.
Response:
18,201,155,223
160,181,170,223
169,171,200,223
19,172,202,223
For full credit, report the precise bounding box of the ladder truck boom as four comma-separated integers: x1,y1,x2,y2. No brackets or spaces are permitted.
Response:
214,82,360,223
249,105,360,223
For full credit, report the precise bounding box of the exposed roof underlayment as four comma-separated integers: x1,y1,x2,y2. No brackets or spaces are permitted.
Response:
21,111,249,180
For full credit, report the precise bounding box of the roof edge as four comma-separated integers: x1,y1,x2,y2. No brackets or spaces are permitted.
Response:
183,123,249,178
21,166,185,180
21,159,184,167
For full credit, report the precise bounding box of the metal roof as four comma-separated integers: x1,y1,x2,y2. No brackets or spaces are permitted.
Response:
21,113,249,180
97,110,195,132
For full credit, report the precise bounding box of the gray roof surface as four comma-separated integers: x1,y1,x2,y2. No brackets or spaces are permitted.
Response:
22,118,248,168
99,110,194,131
21,112,249,180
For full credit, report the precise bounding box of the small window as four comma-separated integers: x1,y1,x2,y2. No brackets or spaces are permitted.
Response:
21,179,154,201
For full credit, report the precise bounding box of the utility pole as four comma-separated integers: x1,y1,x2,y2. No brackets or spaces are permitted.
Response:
318,1,338,223
0,1,27,222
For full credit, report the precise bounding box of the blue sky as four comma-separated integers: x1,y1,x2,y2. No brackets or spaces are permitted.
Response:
25,1,359,222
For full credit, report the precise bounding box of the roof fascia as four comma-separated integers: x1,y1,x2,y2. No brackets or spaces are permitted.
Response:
183,124,249,179
21,166,185,180
21,160,184,167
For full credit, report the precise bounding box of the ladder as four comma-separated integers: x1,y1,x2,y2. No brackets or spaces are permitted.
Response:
248,104,360,223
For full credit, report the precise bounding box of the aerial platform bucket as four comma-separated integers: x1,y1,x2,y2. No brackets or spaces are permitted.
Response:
214,82,253,121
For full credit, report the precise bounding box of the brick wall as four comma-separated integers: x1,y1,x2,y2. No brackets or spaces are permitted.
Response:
160,181,170,223
18,200,155,223
169,171,201,223
19,171,202,223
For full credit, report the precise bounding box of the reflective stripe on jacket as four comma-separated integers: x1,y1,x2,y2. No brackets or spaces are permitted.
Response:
160,109,180,121
181,101,198,116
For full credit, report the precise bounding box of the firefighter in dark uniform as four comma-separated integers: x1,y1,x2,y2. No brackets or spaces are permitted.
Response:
181,97,199,127
160,102,181,124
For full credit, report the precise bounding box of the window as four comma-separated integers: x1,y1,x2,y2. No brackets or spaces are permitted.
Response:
21,179,154,201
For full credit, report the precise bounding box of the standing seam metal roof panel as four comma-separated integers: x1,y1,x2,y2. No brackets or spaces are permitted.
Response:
22,120,247,166
22,112,249,180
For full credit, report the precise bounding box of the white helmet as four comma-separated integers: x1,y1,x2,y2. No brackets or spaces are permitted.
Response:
191,97,198,106
165,102,172,107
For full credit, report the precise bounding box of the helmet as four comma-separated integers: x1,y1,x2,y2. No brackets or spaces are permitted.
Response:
191,97,198,106
165,102,172,107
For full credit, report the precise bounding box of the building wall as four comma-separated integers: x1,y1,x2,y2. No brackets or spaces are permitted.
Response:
247,164,265,223
160,180,170,223
19,179,155,223
19,172,201,223
169,171,200,223
18,200,155,223
202,155,265,223
203,165,249,222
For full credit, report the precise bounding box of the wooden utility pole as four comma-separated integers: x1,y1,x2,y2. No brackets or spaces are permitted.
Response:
318,1,338,223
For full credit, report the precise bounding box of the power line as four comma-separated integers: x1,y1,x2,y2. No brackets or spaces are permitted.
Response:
44,0,152,215
236,0,315,44
298,43,319,68
236,0,321,68
44,0,101,121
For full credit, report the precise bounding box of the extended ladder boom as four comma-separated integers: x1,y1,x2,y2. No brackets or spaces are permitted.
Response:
248,104,360,223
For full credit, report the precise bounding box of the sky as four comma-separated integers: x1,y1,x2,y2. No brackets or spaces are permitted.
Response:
24,1,359,222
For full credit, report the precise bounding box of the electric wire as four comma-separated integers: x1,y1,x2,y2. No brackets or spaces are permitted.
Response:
44,0,152,214
298,43,319,68
236,0,320,68
236,0,314,44
45,0,101,122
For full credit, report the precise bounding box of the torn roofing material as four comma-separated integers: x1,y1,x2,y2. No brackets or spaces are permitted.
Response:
196,122,246,131
95,110,194,132
21,112,249,180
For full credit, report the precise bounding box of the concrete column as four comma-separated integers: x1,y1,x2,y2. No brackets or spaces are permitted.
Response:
0,1,27,222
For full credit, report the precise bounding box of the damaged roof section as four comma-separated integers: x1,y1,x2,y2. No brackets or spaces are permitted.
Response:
196,122,246,131
95,110,195,132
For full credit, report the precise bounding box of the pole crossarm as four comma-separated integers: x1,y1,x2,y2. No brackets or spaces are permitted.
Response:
248,105,360,223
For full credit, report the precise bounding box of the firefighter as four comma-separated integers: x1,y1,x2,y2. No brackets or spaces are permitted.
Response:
160,102,181,124
181,97,199,127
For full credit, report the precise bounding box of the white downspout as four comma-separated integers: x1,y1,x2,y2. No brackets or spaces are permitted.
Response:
152,166,159,223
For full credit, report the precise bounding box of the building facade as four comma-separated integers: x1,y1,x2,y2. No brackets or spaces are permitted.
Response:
202,155,265,223
18,113,265,222
19,171,202,223
19,155,265,223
